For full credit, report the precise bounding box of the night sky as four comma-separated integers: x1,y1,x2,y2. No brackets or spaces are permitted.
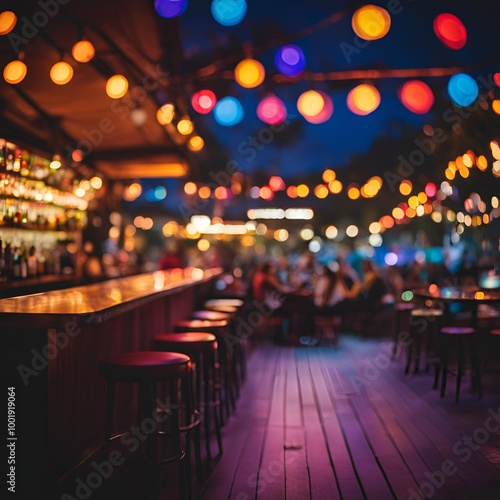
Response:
133,0,499,218
180,0,498,168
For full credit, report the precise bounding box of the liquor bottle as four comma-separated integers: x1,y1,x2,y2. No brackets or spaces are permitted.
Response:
0,238,5,280
27,246,37,278
20,246,28,279
12,247,21,279
37,251,45,275
0,143,6,171
4,242,13,279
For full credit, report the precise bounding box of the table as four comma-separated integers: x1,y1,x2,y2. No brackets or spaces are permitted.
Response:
412,285,500,329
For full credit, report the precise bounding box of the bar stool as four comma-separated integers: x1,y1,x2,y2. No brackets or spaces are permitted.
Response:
191,309,243,399
405,308,443,376
152,332,222,474
98,351,191,500
191,310,231,322
439,327,481,403
203,302,247,384
391,302,415,359
204,299,244,309
174,319,235,422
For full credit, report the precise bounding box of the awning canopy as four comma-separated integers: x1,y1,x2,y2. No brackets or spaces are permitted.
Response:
0,0,193,179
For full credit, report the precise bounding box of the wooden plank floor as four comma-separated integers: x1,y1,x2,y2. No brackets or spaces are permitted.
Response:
201,334,500,500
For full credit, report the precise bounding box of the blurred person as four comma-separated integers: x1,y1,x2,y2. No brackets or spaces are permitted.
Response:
349,259,387,312
76,241,104,284
338,258,360,291
384,265,405,303
314,264,352,315
251,261,291,307
249,260,308,343
158,241,183,270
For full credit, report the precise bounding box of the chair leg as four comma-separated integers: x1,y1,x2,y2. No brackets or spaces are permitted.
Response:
414,330,422,375
433,364,440,390
405,326,414,375
392,311,403,359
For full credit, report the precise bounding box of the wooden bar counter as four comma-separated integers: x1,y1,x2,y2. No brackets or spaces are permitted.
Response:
2,267,222,498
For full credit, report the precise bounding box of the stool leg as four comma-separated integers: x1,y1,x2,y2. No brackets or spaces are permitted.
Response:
104,380,116,453
192,363,203,483
214,360,225,427
456,338,465,404
181,376,194,499
170,380,188,500
203,357,212,464
209,351,223,457
440,336,449,398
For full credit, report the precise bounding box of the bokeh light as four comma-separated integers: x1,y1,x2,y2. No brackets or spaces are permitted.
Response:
314,184,329,199
106,75,129,99
184,182,197,195
399,180,413,195
214,96,243,126
274,44,306,77
3,60,27,84
177,119,194,135
188,136,204,152
234,58,265,88
347,84,380,115
72,40,95,63
325,225,338,239
447,73,478,107
257,95,287,125
425,182,437,198
211,0,247,26
346,225,359,238
352,5,391,41
0,11,17,35
154,0,188,18
297,90,323,117
269,176,285,191
399,80,434,114
156,103,175,124
385,252,398,266
50,61,74,85
191,90,217,114
198,239,211,252
305,92,333,124
433,13,467,50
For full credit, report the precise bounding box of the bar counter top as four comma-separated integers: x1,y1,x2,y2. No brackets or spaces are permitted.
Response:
0,267,222,327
